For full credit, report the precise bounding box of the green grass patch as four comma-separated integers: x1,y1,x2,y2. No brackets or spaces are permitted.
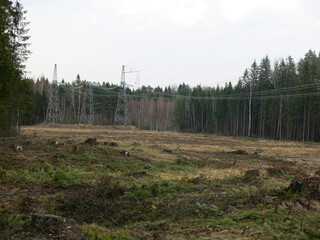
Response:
104,158,153,173
208,216,235,228
223,187,251,206
86,227,138,240
0,208,27,235
194,202,220,216
122,178,195,201
5,162,85,188
71,153,98,163
193,208,320,239
53,166,85,188
5,168,52,185
54,150,68,158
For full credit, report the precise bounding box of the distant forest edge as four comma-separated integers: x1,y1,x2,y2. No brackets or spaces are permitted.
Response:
1,2,320,141
10,50,320,142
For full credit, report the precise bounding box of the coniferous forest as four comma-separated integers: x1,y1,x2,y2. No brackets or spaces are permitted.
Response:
0,0,30,137
1,1,320,142
16,50,320,142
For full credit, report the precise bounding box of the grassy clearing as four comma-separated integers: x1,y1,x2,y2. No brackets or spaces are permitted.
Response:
0,124,319,239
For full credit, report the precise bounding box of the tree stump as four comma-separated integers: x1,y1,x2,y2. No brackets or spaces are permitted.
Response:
287,177,320,200
245,169,261,178
84,138,97,145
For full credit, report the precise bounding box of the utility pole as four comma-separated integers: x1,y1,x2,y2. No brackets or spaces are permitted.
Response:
114,65,138,125
46,64,61,123
79,82,96,124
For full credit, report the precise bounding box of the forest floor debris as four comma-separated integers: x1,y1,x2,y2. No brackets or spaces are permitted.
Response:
1,123,320,239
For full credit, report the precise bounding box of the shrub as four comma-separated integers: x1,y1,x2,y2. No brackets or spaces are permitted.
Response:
122,179,183,201
54,150,68,158
225,187,251,205
195,202,219,216
53,167,84,188
5,168,52,185
5,163,85,188
0,208,26,235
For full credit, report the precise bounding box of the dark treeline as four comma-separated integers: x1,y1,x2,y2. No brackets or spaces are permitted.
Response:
171,51,320,142
0,0,30,137
20,49,320,142
161,51,320,142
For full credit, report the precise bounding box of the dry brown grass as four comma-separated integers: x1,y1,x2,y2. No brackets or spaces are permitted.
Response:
1,124,319,239
21,123,320,177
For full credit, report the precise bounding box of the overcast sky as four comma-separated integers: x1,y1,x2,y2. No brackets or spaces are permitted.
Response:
23,0,320,88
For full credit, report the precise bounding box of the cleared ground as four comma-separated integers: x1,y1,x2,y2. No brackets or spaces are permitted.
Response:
1,124,320,239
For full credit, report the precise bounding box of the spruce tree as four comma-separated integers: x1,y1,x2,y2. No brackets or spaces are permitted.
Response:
0,0,30,137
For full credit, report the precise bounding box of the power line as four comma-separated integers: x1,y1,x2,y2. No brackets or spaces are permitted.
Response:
85,79,320,95
69,86,320,101
247,82,320,96
220,81,320,98
63,78,320,98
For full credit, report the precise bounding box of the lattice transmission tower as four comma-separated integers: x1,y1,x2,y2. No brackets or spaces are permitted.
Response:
114,66,129,125
79,82,95,124
46,64,61,123
114,65,139,125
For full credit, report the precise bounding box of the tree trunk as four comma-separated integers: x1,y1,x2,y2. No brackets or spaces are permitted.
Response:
248,84,252,137
236,99,240,136
278,95,282,140
260,95,263,136
307,100,311,141
243,99,246,136
302,100,306,141
78,91,81,123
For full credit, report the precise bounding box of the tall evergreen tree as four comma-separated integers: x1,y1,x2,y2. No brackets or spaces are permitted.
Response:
0,0,30,137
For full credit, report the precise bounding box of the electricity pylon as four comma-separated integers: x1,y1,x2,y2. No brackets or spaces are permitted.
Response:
114,65,139,125
114,66,129,125
46,64,61,123
79,82,95,124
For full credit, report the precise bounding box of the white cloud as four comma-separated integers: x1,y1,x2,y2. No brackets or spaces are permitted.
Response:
98,0,209,28
219,0,300,22
23,0,320,87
